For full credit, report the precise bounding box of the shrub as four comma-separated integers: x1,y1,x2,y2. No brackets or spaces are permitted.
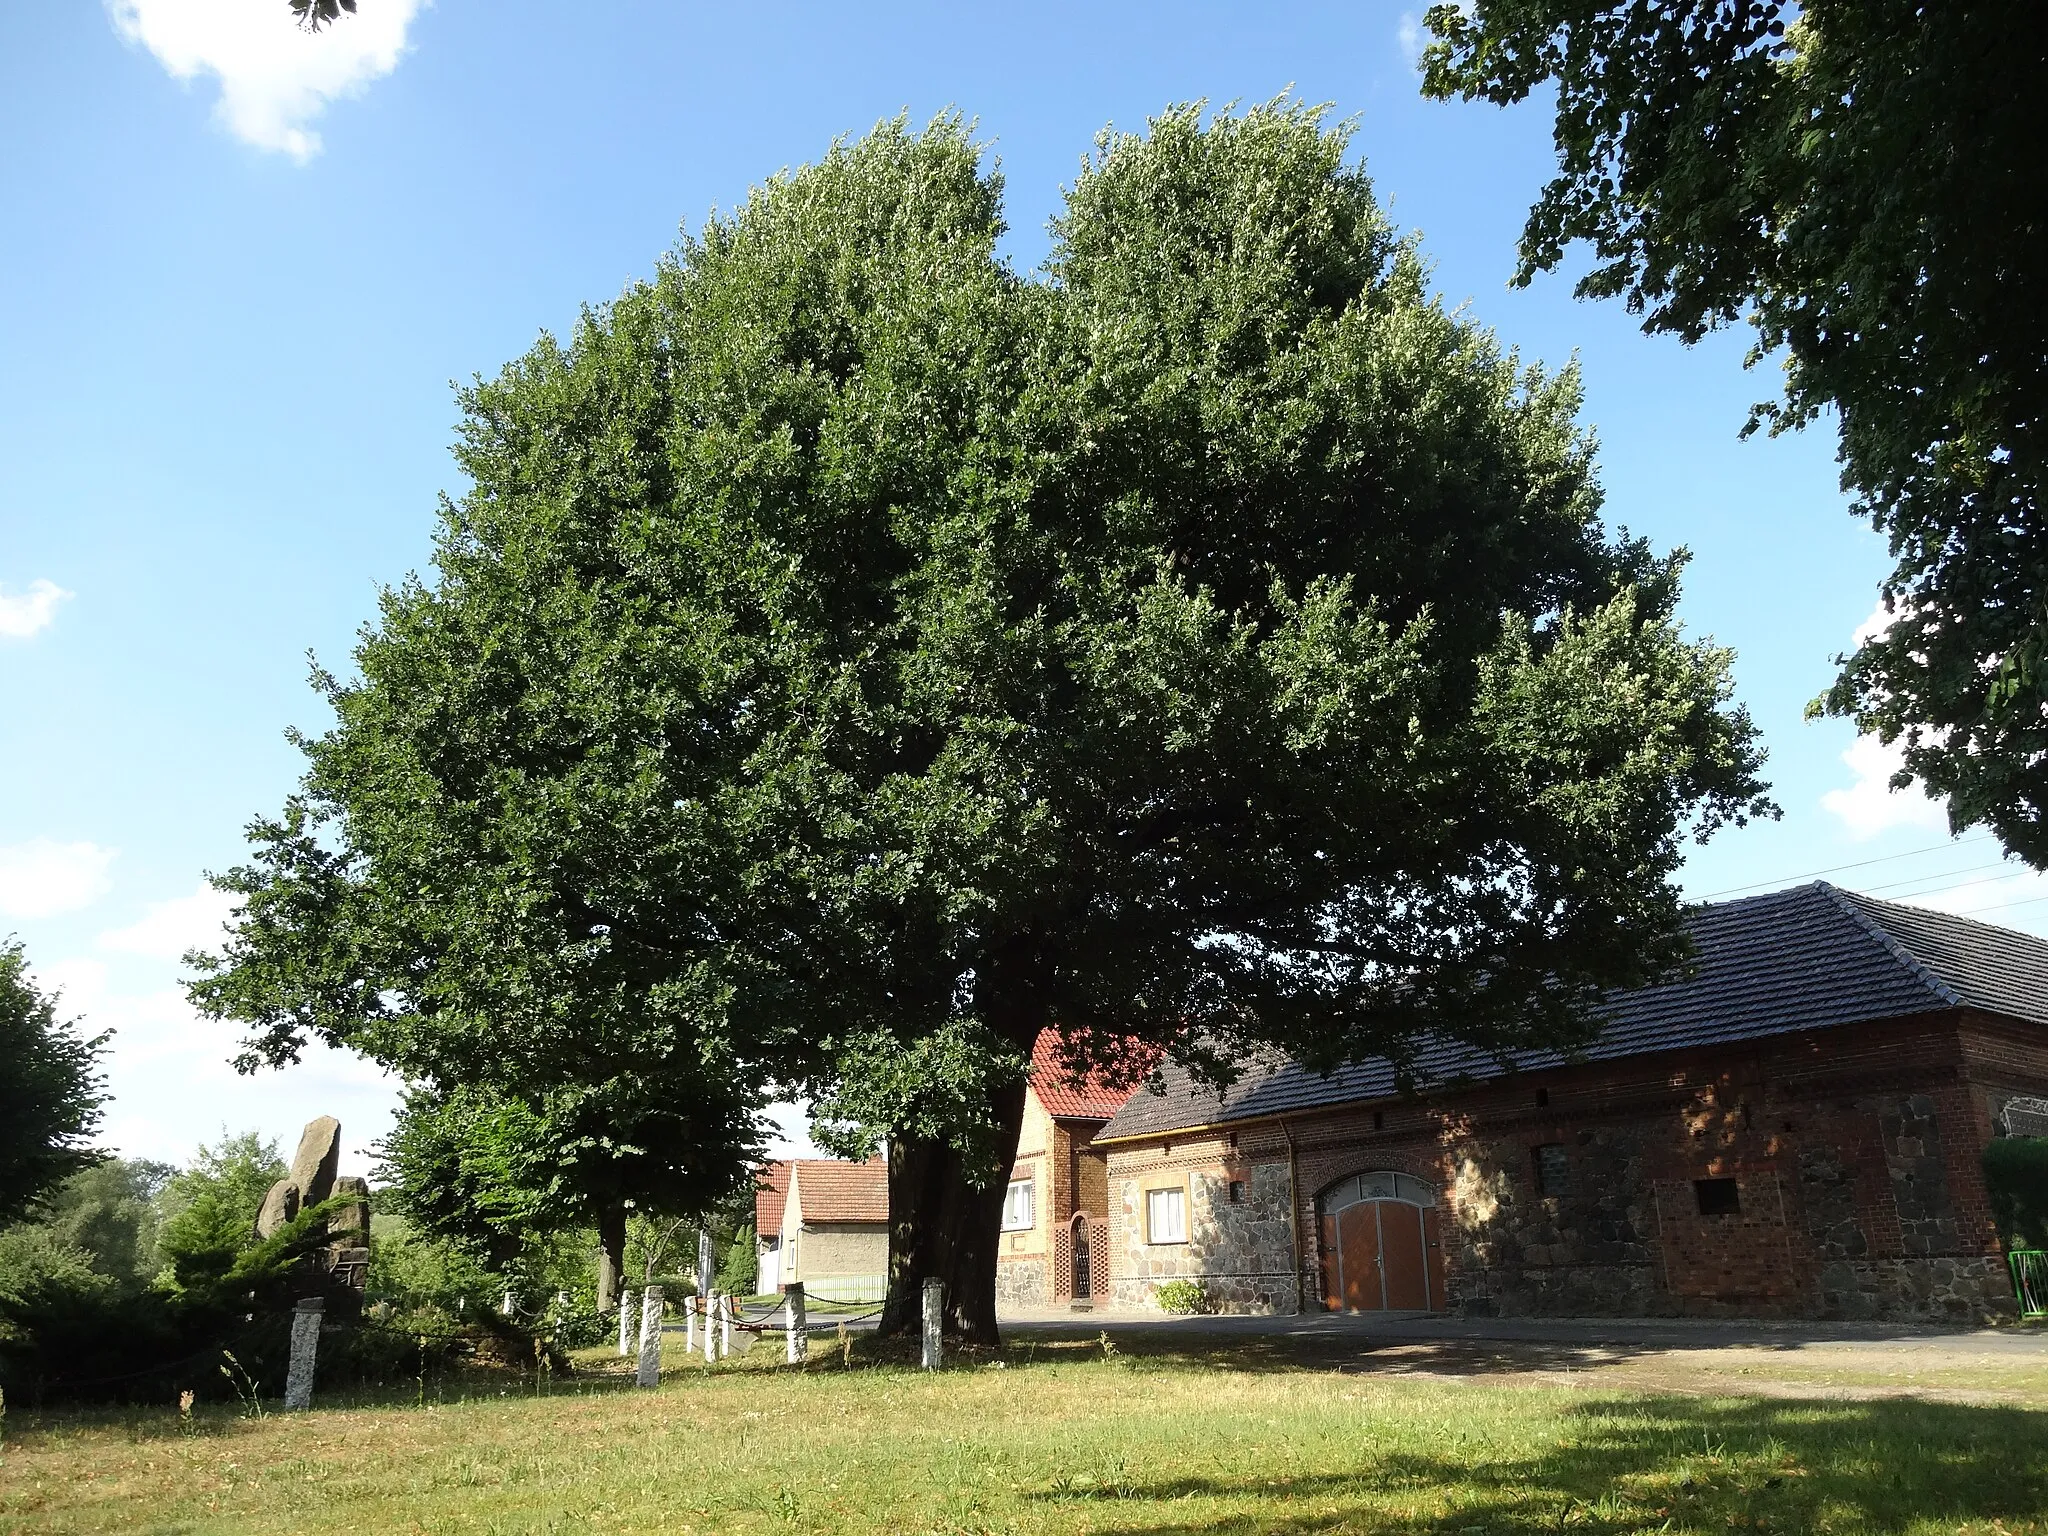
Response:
1984,1137,2048,1251
716,1223,758,1296
1154,1279,1208,1315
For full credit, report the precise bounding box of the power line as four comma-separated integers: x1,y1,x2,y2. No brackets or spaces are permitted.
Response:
1852,860,2020,898
1699,833,1997,899
1954,889,2048,918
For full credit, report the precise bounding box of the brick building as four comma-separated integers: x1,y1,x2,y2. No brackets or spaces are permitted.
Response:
994,1033,1143,1310
1090,883,2048,1322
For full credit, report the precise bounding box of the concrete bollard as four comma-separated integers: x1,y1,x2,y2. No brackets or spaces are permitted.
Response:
684,1295,696,1352
636,1285,662,1388
921,1278,942,1371
702,1293,716,1363
284,1296,324,1410
719,1293,732,1358
617,1289,636,1357
785,1282,806,1363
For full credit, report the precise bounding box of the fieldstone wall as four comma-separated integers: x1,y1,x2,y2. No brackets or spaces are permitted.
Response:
994,1255,1048,1310
1440,1128,1665,1316
1819,1256,2015,1322
1111,1161,1297,1313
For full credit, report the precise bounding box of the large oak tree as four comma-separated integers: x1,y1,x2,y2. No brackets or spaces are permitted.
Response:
193,103,1771,1341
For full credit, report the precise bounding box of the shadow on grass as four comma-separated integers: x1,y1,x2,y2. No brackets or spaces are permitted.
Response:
996,1327,1649,1380
1028,1394,2048,1535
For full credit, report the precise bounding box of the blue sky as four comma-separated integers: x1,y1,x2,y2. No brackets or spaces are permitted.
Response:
3,1,2033,1177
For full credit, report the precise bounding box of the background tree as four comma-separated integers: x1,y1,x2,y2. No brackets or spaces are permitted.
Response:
373,1080,761,1308
23,1159,175,1293
193,105,1770,1345
1419,0,2048,861
0,938,107,1226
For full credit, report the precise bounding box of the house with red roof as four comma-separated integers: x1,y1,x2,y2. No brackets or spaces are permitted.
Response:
776,1158,890,1303
752,1161,793,1293
994,1032,1148,1310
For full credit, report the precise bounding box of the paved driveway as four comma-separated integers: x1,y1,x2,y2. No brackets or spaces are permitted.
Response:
997,1307,2048,1405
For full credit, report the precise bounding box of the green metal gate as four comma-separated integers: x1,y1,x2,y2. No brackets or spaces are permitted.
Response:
2011,1250,2047,1318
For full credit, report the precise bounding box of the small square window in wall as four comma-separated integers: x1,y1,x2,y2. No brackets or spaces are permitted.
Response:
1228,1180,1245,1204
1693,1176,1741,1216
1533,1143,1568,1198
1002,1176,1035,1231
1146,1185,1188,1244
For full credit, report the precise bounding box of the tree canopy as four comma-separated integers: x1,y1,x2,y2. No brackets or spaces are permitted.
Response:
1420,0,2048,861
193,102,1772,1339
0,939,107,1226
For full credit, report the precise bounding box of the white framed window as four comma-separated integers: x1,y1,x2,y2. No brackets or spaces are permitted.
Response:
1146,1185,1188,1245
1002,1176,1036,1231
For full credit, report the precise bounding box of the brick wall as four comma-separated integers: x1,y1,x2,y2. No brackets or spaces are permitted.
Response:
1101,1010,2035,1322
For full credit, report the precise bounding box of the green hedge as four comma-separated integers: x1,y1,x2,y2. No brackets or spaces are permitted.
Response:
1983,1138,2048,1252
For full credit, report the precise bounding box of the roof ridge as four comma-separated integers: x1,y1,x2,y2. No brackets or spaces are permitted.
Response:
1812,879,1963,1009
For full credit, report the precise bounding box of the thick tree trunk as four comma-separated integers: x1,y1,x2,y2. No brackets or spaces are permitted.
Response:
877,1071,1029,1345
596,1203,627,1312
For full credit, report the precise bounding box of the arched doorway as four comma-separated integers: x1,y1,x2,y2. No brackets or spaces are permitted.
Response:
1069,1212,1093,1299
1317,1171,1446,1312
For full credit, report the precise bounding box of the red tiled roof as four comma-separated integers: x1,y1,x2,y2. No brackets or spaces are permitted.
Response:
789,1158,888,1225
754,1161,792,1234
1029,1030,1152,1120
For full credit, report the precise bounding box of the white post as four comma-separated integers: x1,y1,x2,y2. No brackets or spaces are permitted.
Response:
284,1296,324,1410
785,1282,807,1363
617,1288,636,1356
702,1293,715,1363
501,1287,515,1318
636,1285,662,1388
921,1278,943,1371
719,1293,732,1358
684,1295,696,1352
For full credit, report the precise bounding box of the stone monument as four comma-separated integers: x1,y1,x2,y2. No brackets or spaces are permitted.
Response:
255,1116,371,1299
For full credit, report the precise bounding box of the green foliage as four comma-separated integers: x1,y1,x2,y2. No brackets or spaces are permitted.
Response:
716,1223,758,1296
150,1130,283,1283
1153,1279,1208,1315
376,1080,759,1277
1984,1138,2048,1253
0,938,107,1225
1421,0,2048,864
11,1159,172,1295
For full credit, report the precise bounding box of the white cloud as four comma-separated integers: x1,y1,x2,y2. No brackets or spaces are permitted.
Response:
0,839,118,918
1851,598,1896,648
1397,12,1425,70
1820,733,1947,841
0,579,72,639
33,952,398,1169
1820,598,1949,840
99,884,242,961
108,0,423,162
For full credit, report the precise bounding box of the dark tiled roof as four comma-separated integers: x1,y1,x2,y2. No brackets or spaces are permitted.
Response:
1099,881,2048,1142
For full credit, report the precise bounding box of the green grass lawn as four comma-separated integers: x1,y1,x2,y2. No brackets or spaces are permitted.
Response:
4,1331,2045,1535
